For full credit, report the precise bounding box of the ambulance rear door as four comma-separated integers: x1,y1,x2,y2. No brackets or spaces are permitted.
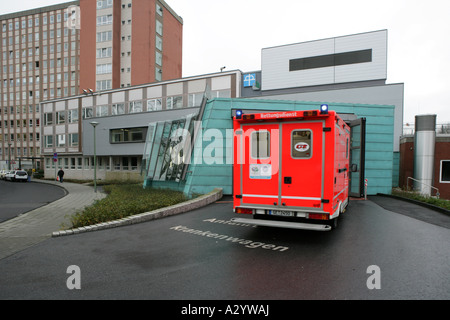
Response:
280,121,325,210
239,123,280,207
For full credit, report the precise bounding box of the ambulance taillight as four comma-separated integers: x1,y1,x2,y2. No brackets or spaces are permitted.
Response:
236,207,253,214
308,213,329,220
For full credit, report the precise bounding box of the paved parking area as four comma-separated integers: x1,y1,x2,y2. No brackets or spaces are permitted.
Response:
0,180,66,223
0,180,106,260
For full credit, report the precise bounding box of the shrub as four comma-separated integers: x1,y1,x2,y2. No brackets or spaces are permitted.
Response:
392,189,450,211
70,184,187,228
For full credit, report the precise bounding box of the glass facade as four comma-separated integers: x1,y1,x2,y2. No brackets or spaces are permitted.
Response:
142,112,198,185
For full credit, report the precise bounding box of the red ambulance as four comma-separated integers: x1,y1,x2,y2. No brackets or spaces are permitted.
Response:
232,106,351,231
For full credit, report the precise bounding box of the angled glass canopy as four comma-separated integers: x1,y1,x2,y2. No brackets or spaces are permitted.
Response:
142,112,198,185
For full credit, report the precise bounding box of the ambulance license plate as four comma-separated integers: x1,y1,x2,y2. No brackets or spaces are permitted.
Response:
269,210,294,217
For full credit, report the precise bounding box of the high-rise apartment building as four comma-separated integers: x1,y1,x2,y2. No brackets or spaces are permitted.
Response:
0,0,183,168
79,0,183,92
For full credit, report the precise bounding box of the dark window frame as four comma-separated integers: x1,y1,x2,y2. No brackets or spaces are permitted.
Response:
289,49,372,72
110,127,148,144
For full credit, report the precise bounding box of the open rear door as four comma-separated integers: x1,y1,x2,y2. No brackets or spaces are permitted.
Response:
348,118,366,198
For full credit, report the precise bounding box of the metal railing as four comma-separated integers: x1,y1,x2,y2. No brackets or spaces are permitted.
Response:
403,123,450,136
406,177,440,198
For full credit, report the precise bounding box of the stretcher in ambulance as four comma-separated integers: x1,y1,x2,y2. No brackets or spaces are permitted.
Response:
232,106,351,231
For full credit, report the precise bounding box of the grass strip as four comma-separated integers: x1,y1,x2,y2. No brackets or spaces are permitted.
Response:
392,189,450,211
70,184,187,228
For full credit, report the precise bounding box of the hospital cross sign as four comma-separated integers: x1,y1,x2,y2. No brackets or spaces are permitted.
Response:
243,73,256,87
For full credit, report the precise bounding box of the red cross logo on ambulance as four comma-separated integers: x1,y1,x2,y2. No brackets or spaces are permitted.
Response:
294,142,310,152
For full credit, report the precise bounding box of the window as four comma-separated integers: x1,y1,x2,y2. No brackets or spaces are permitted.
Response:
44,113,53,126
251,131,270,159
291,130,312,159
96,31,112,42
96,80,112,91
83,107,93,119
156,20,163,36
156,35,163,51
97,14,113,26
155,67,162,82
96,47,112,58
211,89,231,98
147,99,162,112
96,63,112,74
44,135,53,148
156,51,162,66
96,105,108,117
57,134,66,147
69,134,79,147
57,111,66,124
110,127,147,144
68,110,78,123
440,160,450,183
156,4,163,16
129,101,142,113
166,96,183,109
112,103,125,115
289,49,373,72
188,93,203,108
97,0,113,9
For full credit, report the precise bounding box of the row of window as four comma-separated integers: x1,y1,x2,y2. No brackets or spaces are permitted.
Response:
2,41,76,60
250,130,316,160
97,0,114,10
96,63,112,75
1,27,77,47
0,146,40,157
0,132,40,142
2,86,77,102
44,133,78,148
45,156,140,172
1,105,39,114
2,71,76,88
46,128,144,148
43,110,78,126
2,58,77,76
41,97,199,128
44,90,227,123
1,119,40,129
2,11,69,32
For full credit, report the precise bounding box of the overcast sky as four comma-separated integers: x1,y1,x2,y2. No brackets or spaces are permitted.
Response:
2,0,449,123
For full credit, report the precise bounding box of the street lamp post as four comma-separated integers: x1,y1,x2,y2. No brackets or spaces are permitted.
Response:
8,143,12,170
90,121,99,193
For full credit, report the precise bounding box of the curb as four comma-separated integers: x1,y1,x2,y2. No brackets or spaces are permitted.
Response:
52,188,223,237
376,193,450,216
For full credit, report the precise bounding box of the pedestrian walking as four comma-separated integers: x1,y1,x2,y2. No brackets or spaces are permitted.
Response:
57,168,64,183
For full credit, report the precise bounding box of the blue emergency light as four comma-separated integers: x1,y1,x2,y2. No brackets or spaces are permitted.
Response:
236,109,243,119
320,104,329,114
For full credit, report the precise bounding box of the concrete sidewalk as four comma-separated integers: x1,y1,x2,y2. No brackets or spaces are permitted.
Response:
0,179,223,261
0,180,106,260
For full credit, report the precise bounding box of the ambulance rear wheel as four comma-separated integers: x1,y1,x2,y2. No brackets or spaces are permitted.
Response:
329,217,338,229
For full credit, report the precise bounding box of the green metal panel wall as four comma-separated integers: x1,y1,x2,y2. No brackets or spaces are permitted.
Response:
182,98,395,197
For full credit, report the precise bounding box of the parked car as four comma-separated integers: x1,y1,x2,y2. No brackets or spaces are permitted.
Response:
5,171,15,181
5,170,28,182
14,170,28,182
0,170,8,180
